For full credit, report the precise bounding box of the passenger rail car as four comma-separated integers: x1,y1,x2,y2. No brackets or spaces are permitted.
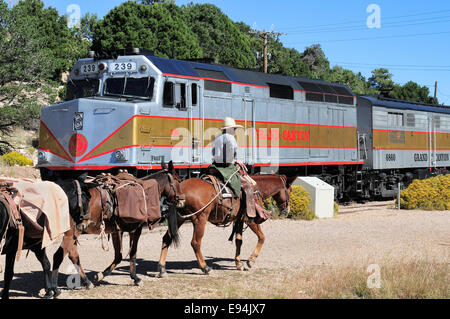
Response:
356,96,450,198
37,50,449,200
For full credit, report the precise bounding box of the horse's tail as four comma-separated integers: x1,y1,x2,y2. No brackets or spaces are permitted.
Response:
228,218,244,242
167,204,180,248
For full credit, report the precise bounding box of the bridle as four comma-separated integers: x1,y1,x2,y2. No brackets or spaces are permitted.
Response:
274,175,291,214
165,171,185,209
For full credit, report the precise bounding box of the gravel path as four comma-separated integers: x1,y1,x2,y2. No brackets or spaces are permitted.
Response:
1,207,449,299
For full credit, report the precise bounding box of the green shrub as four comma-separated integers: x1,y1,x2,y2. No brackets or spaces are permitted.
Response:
398,175,450,210
287,185,314,220
0,152,33,166
263,185,314,220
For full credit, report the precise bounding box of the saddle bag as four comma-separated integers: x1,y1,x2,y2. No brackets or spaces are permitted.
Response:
112,174,161,225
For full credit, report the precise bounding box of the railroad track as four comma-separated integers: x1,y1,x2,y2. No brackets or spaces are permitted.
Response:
338,200,396,214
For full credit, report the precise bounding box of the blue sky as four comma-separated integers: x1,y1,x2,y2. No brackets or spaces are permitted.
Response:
41,0,450,104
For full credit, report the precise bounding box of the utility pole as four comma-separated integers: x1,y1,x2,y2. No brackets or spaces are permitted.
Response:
434,81,438,101
249,29,285,73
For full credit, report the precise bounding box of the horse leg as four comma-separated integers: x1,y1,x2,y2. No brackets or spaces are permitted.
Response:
233,220,245,271
1,250,16,300
66,241,93,289
93,230,123,285
191,216,211,275
51,233,92,297
245,222,265,270
157,219,185,278
128,225,143,286
31,247,53,299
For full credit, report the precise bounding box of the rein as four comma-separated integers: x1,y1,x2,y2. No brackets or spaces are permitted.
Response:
177,168,241,220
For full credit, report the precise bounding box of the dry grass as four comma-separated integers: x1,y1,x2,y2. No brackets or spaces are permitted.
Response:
60,258,449,299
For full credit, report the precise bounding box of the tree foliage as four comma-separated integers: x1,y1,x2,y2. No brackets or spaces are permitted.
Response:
183,3,256,68
93,1,202,60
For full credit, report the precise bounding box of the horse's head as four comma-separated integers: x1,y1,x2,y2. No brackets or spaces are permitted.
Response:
163,162,185,209
56,177,93,232
145,161,185,209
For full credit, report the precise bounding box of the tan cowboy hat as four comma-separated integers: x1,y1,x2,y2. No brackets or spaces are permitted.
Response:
221,117,243,130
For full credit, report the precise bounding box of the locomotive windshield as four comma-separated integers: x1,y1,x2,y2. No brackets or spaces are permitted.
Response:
104,76,155,100
66,78,100,100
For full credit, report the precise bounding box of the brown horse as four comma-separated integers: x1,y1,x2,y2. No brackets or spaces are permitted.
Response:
156,171,293,277
50,163,183,296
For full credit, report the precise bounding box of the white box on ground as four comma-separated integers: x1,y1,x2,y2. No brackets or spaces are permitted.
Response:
293,177,335,219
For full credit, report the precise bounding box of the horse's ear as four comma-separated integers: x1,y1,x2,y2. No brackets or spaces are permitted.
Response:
168,161,175,173
161,159,168,170
77,172,89,183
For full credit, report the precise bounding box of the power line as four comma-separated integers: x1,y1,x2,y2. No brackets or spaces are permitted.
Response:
285,30,450,45
278,8,450,32
286,15,450,35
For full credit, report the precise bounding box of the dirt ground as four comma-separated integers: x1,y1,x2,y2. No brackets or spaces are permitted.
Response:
1,205,448,299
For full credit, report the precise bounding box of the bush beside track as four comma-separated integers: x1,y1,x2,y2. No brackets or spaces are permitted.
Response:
399,174,450,210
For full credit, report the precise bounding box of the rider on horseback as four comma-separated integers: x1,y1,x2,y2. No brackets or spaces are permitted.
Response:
208,117,266,221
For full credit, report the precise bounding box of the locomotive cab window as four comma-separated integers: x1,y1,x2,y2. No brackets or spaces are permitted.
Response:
66,78,100,100
163,81,174,107
104,77,155,100
191,83,198,106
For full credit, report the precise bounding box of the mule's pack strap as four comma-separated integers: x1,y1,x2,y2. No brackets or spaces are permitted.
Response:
0,190,24,261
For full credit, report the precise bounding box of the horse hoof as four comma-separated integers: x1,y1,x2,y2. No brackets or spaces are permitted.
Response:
134,279,144,287
52,288,62,298
236,262,244,271
202,266,212,275
93,273,103,285
43,290,54,299
84,279,94,290
246,260,255,269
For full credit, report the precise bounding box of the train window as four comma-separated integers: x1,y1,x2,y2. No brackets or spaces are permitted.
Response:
268,83,294,100
338,96,354,105
406,114,415,127
178,83,187,110
204,80,232,93
163,81,174,107
298,81,354,105
191,83,198,106
388,112,404,127
66,79,100,100
195,68,232,93
195,68,230,81
433,116,441,129
104,77,155,100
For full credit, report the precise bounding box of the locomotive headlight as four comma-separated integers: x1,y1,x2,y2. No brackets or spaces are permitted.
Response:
38,151,47,162
140,65,148,73
115,150,128,162
74,112,84,131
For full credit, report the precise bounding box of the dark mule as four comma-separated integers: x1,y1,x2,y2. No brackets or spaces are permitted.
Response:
250,174,297,215
50,163,183,294
156,172,292,277
0,184,73,299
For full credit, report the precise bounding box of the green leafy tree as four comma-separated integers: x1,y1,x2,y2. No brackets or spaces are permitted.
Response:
325,66,377,95
368,68,395,95
183,4,256,68
93,1,202,60
391,81,437,104
300,44,330,79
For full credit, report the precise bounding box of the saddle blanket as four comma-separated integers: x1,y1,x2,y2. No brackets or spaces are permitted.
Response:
0,177,70,249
